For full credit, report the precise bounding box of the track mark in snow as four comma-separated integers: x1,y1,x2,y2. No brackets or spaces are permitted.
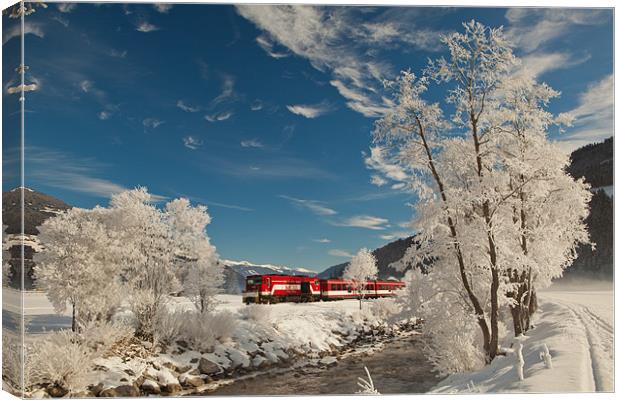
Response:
566,304,614,392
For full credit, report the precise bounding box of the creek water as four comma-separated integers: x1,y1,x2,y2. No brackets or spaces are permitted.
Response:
205,332,441,396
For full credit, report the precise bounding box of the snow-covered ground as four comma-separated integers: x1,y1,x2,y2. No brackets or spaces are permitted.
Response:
432,280,614,393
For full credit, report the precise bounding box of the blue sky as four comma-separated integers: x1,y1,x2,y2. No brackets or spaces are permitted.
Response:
2,3,613,271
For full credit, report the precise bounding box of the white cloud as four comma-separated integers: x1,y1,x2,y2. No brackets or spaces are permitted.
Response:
205,111,233,122
98,111,111,120
506,8,609,53
556,75,613,153
183,136,203,150
240,139,264,148
142,118,165,129
314,238,331,243
514,52,591,79
286,101,333,119
333,215,389,230
236,6,439,118
365,146,408,184
279,195,337,216
136,21,159,33
177,100,200,113
108,49,127,58
210,74,237,107
328,249,353,258
256,35,289,59
3,21,44,45
57,3,77,13
23,147,129,199
80,80,93,93
251,100,264,111
153,4,173,13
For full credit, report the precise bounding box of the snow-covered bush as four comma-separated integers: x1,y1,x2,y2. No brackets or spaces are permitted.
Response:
128,289,162,341
2,330,26,391
182,318,217,353
539,344,553,369
28,330,96,394
209,310,237,341
238,304,272,327
371,298,401,322
80,320,134,353
153,309,186,347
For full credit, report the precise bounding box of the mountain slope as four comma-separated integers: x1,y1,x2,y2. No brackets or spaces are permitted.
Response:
222,259,314,293
319,236,420,280
565,137,613,278
2,187,71,288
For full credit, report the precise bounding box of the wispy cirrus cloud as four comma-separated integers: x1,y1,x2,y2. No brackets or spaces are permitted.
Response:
143,118,165,129
328,249,353,258
256,35,289,59
240,139,264,148
364,146,408,187
205,111,234,122
177,100,200,113
15,146,165,200
57,3,77,13
236,5,442,118
313,238,331,243
136,21,159,33
153,4,173,13
279,195,337,216
3,22,44,45
183,136,203,150
556,75,613,153
515,51,591,79
331,215,389,230
286,101,334,119
505,8,609,53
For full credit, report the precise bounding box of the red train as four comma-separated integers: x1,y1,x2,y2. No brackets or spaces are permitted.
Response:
242,274,405,304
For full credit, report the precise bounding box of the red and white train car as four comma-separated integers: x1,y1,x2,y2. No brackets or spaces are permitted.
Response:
243,274,405,304
242,274,321,304
320,279,405,300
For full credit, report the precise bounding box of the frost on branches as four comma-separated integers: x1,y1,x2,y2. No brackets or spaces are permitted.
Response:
34,188,223,339
343,248,378,310
373,20,591,373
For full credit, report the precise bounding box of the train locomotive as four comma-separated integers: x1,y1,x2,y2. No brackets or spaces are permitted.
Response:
242,274,405,304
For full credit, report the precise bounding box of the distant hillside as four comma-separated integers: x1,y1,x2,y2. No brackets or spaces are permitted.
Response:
566,137,613,188
222,259,314,293
565,137,613,278
2,187,71,289
318,236,420,280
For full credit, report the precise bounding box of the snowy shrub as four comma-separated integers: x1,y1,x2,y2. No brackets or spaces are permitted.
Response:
539,344,553,369
2,330,26,391
28,330,95,394
356,366,380,394
209,310,237,341
238,304,272,326
153,309,186,347
129,289,163,341
80,320,134,353
182,318,217,352
371,298,401,321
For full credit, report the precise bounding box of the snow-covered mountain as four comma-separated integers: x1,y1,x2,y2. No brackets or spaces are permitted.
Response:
2,187,71,289
222,259,316,294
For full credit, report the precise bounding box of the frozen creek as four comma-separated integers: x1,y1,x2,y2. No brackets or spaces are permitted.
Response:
202,332,441,395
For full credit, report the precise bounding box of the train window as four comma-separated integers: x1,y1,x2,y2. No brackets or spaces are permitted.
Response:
247,277,262,285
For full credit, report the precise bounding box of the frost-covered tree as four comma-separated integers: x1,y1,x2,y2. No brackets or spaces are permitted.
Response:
374,20,591,369
165,198,222,313
2,224,11,286
343,248,378,310
106,188,180,339
34,207,121,332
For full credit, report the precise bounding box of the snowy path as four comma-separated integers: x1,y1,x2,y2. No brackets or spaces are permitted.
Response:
433,285,613,393
539,290,614,392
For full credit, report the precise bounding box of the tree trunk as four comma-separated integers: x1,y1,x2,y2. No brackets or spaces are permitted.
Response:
71,303,77,333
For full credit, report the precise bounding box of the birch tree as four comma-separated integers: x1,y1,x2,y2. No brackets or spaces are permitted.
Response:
34,207,121,332
165,198,223,313
343,248,378,310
